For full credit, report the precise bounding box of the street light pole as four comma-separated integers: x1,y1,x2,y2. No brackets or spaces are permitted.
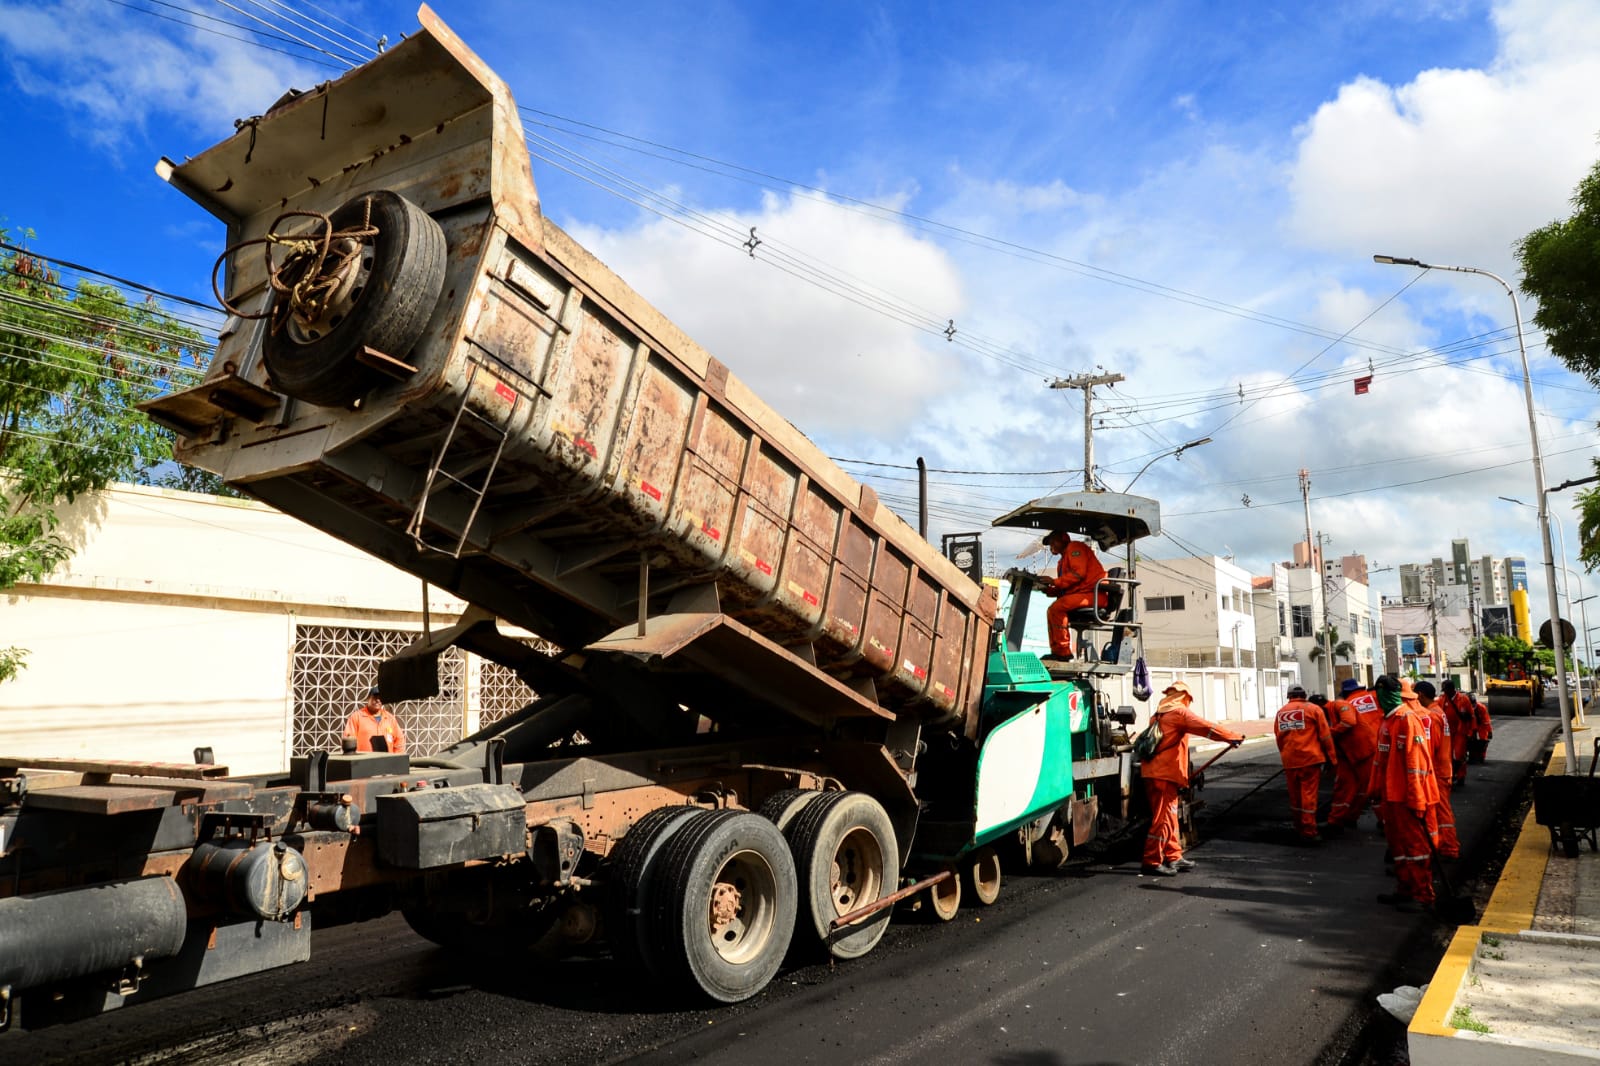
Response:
1375,254,1576,773
1502,492,1596,722
1124,436,1213,492
1574,591,1595,722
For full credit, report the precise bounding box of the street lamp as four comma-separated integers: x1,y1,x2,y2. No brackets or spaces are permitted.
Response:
1502,489,1597,714
1124,436,1213,492
1376,254,1576,773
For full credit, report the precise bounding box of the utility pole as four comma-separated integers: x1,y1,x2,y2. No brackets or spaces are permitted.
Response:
1430,578,1443,686
1050,371,1124,491
1467,564,1485,692
1300,469,1333,693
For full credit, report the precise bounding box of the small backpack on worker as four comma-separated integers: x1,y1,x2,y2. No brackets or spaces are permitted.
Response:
1132,716,1163,760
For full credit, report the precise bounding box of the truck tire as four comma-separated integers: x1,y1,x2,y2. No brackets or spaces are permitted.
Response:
963,845,1002,905
756,788,823,832
927,869,961,922
784,791,898,960
646,809,796,1004
262,189,447,407
604,805,700,975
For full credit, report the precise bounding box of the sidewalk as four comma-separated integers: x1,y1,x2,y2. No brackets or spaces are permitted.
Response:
1409,733,1600,1064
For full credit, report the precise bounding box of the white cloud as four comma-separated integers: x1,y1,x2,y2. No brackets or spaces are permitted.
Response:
1285,0,1600,277
565,191,967,437
0,0,324,156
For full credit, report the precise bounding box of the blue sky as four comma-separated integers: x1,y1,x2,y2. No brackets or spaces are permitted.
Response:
3,0,1600,636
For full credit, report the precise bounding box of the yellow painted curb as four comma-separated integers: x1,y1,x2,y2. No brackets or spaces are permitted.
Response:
1410,740,1563,1041
1410,924,1481,1037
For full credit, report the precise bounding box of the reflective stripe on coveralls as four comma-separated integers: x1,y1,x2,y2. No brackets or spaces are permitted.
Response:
1275,698,1335,839
1425,701,1460,858
1330,687,1382,828
1142,685,1243,867
1371,687,1440,904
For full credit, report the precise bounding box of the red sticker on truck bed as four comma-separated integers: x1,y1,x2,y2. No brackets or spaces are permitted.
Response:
640,480,662,501
573,435,597,458
494,381,516,403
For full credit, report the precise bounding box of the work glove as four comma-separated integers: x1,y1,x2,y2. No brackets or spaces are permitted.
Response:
1229,739,1243,749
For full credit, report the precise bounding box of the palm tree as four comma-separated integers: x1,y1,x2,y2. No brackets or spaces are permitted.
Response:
1307,624,1358,690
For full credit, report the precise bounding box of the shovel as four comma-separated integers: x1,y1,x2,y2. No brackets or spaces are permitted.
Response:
1414,811,1475,924
1187,741,1242,790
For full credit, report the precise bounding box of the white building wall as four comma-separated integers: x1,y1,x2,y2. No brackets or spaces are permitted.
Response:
0,484,509,776
1136,555,1260,721
7,596,293,773
1325,573,1380,687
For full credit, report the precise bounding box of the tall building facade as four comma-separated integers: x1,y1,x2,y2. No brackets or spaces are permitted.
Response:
1398,542,1521,613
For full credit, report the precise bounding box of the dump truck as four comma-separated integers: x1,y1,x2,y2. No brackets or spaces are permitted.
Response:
0,7,1165,1027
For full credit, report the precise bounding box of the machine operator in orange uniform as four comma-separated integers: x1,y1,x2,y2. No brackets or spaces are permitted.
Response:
1140,681,1243,876
1041,529,1108,661
344,686,407,754
1369,675,1440,907
1274,685,1336,842
1326,677,1382,833
1415,681,1459,858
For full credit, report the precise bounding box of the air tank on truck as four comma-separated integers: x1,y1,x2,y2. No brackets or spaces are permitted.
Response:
0,6,1165,1025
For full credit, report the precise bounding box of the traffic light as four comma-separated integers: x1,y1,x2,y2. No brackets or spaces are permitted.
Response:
1416,635,1428,654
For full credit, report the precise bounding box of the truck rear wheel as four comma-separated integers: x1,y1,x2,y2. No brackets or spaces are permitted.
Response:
785,791,898,960
604,805,700,974
757,788,824,832
647,810,796,1003
261,188,446,407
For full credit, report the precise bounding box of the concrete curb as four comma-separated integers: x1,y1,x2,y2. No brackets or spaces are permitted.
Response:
1414,739,1561,1056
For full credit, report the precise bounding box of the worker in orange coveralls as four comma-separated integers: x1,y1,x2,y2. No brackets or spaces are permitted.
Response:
1275,685,1336,843
1326,677,1382,833
1438,680,1474,787
1040,529,1108,662
1469,693,1494,763
1140,681,1243,876
344,686,407,754
1414,681,1460,858
1369,675,1440,908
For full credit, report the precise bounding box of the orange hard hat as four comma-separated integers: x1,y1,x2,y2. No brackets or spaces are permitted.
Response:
1399,678,1417,699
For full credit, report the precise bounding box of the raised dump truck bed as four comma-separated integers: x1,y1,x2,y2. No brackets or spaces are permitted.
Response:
1,6,1151,1024
144,8,991,738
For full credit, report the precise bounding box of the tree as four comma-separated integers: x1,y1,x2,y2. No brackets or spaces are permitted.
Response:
1306,624,1357,666
1,231,215,680
1516,159,1600,570
1462,633,1547,677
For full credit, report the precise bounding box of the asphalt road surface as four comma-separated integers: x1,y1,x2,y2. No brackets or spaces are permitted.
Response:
3,711,1558,1066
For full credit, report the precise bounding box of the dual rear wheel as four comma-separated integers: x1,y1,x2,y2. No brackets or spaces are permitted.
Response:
606,791,900,1002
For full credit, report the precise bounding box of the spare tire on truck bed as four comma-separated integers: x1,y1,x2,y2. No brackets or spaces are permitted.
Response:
262,189,446,407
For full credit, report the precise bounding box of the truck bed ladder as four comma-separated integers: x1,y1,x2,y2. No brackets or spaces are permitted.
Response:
406,360,523,557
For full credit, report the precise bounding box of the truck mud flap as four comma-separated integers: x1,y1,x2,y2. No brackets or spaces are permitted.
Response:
376,782,526,869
